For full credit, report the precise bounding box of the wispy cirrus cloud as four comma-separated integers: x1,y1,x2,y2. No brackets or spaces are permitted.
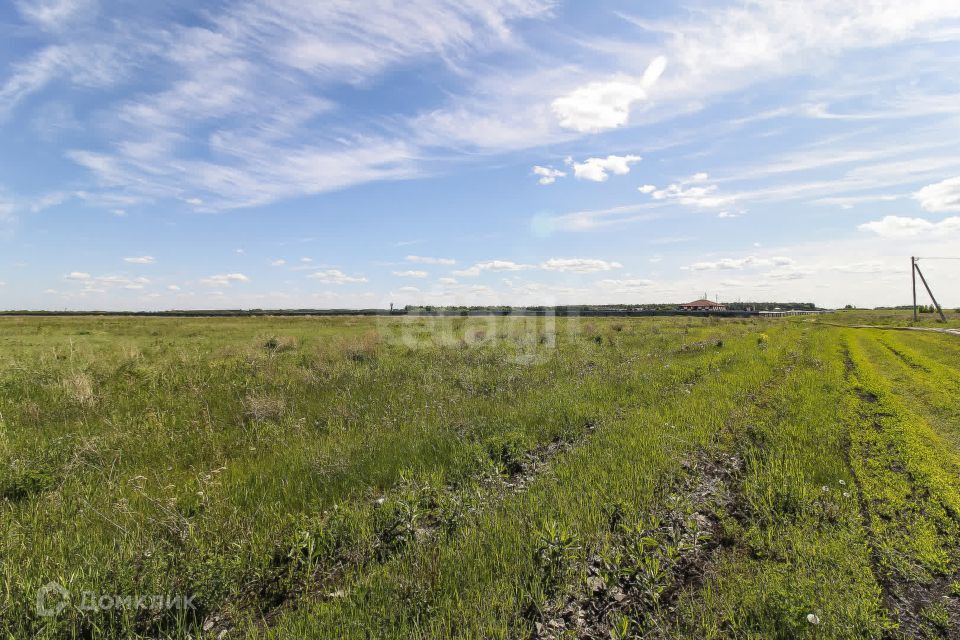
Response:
35,0,554,210
558,1,960,134
14,0,97,32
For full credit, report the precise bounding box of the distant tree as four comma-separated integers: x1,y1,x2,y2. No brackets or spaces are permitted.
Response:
844,304,855,309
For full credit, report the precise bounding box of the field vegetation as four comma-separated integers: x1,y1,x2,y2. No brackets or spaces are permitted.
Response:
1,314,959,638
823,308,960,329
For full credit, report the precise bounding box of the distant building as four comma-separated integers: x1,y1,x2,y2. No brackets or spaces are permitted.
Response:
679,298,727,311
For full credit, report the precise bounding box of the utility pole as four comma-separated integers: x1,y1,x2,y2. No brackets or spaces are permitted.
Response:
912,256,917,322
913,258,947,322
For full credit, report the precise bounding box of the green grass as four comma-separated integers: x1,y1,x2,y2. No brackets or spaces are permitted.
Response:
1,315,959,638
820,308,960,329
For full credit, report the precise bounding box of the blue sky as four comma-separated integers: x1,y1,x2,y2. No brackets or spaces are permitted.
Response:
1,0,959,310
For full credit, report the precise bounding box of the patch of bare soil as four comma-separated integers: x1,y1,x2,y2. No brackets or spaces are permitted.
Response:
885,574,960,639
529,451,741,640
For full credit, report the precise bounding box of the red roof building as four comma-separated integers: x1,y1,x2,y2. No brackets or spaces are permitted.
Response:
679,298,727,311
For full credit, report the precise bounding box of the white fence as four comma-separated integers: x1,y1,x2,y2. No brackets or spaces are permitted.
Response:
758,310,832,317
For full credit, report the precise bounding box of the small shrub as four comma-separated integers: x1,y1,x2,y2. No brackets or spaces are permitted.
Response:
486,432,528,475
534,521,579,589
263,336,298,353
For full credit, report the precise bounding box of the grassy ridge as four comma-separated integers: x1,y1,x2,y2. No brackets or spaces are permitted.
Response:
844,330,960,635
670,327,888,639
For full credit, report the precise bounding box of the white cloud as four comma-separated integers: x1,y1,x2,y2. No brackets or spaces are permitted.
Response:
392,270,428,278
438,277,458,284
63,272,150,291
596,278,655,293
638,184,656,194
647,173,732,208
686,256,794,271
572,154,642,182
167,285,181,291
306,269,368,284
406,255,456,265
540,258,622,273
200,273,249,286
270,259,286,266
532,165,565,185
914,176,960,212
453,260,536,277
123,255,155,264
300,257,313,263
858,215,960,238
552,56,667,132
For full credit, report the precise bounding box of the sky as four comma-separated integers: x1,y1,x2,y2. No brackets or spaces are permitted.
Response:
1,0,959,311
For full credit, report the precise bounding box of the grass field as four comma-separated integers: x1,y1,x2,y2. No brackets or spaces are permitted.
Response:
2,314,960,639
821,308,960,329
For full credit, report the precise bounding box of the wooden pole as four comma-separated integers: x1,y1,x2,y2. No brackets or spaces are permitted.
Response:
914,260,947,322
912,256,917,322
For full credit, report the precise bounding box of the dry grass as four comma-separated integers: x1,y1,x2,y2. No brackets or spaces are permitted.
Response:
243,392,287,422
61,372,97,407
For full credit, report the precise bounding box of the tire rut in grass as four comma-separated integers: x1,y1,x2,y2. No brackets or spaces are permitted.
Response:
878,340,931,373
527,350,799,640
